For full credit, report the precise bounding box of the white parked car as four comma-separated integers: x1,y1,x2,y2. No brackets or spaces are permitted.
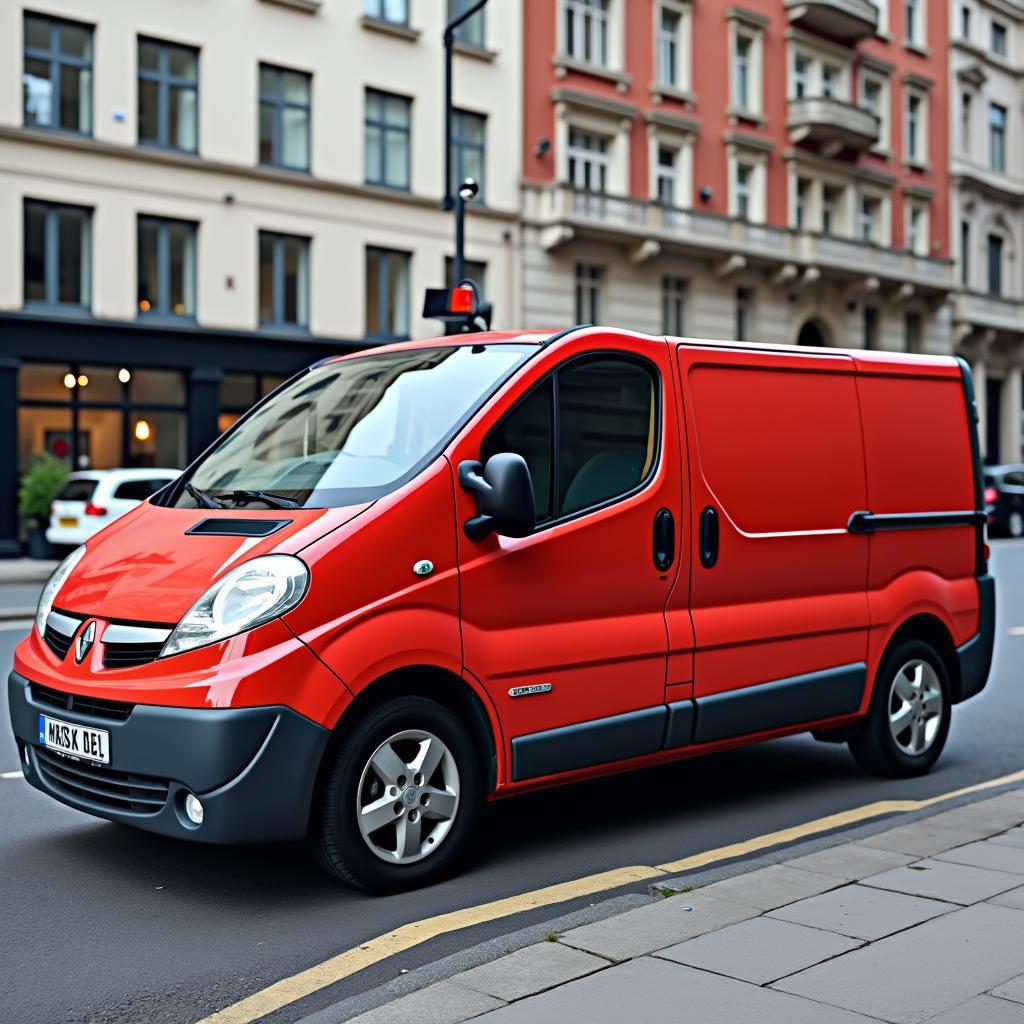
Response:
47,469,180,549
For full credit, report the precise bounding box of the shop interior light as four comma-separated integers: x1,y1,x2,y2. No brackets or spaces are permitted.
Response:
134,419,152,442
138,299,151,312
118,368,131,384
77,375,89,387
63,373,76,389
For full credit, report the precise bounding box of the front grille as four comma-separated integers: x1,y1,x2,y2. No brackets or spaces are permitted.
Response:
31,683,135,723
34,746,169,814
43,624,74,661
102,641,166,670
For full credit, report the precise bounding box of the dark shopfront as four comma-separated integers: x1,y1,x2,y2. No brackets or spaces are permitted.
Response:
0,312,361,557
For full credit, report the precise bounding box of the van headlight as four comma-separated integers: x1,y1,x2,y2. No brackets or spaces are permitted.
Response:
161,555,309,658
36,545,87,637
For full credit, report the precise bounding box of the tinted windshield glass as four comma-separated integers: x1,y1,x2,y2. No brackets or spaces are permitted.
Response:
175,344,534,508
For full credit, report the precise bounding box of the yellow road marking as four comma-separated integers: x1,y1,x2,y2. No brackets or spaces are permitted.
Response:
198,767,1024,1024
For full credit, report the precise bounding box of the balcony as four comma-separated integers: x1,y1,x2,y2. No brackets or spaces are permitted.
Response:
784,0,878,44
954,291,1024,334
787,97,880,155
523,183,953,293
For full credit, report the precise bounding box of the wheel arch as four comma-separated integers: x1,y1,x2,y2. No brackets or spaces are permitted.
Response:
877,613,961,700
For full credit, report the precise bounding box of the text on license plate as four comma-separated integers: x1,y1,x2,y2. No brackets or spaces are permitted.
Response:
38,714,110,764
59,517,78,527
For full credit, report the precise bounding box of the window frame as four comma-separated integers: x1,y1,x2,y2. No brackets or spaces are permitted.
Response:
364,0,410,26
480,350,663,533
23,199,92,311
575,263,603,323
661,275,686,335
365,88,413,191
991,20,1007,56
567,127,611,193
258,230,310,330
258,63,311,172
22,12,93,136
137,36,199,153
563,0,611,67
989,101,1007,173
987,233,1004,296
136,215,198,320
449,0,486,47
365,245,412,342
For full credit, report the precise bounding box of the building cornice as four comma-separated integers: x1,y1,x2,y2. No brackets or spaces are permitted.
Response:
952,39,1023,76
901,71,935,90
723,130,775,153
858,53,896,75
783,27,858,63
952,167,1024,205
726,5,771,29
549,87,638,120
782,146,898,188
903,183,935,200
644,109,701,135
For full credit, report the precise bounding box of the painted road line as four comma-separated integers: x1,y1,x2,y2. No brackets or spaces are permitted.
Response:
0,619,34,632
196,767,1024,1024
1,771,24,780
1009,626,1024,636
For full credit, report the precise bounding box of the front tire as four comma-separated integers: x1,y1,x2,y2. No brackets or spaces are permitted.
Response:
849,639,951,778
313,696,482,893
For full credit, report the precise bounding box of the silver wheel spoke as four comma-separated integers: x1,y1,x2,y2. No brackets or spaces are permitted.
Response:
890,703,915,734
370,745,408,788
888,659,944,757
922,692,942,717
910,716,924,753
396,813,422,860
421,788,457,820
360,794,400,834
414,736,445,783
894,672,916,702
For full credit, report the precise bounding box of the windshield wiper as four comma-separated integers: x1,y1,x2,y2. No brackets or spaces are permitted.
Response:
217,489,301,510
186,482,224,509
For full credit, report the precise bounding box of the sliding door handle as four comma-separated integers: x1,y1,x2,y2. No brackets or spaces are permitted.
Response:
699,505,719,568
653,508,674,571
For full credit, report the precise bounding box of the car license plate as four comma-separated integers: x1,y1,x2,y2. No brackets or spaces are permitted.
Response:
59,517,78,527
38,714,110,765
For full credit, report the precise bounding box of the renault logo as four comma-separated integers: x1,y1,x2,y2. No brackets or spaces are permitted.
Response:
74,621,97,664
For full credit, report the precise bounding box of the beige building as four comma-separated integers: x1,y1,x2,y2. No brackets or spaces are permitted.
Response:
951,0,1024,463
0,0,522,554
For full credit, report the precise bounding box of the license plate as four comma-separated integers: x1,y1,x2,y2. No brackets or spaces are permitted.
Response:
59,517,78,527
38,714,110,765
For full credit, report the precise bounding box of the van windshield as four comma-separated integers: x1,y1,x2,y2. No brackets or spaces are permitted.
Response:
173,344,535,509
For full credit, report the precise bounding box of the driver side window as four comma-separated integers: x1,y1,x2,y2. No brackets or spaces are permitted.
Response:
482,355,658,525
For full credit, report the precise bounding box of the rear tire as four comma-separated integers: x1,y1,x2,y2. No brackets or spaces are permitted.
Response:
312,696,482,893
849,639,951,778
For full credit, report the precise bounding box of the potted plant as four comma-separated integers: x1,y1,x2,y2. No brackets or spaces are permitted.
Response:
19,454,69,559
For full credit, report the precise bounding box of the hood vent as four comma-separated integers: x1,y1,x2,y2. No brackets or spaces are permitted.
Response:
186,518,292,538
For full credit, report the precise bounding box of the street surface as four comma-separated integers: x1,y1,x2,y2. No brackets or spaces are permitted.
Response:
0,543,1021,1024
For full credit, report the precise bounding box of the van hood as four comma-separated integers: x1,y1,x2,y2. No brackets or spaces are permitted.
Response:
53,501,372,624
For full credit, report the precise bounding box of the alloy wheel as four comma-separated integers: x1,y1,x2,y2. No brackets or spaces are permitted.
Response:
355,729,460,865
888,659,944,757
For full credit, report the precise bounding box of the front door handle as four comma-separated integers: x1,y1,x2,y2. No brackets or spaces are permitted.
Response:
653,508,674,571
699,505,719,568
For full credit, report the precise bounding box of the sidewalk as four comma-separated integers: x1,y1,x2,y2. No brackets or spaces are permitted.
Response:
336,788,1024,1024
0,559,56,584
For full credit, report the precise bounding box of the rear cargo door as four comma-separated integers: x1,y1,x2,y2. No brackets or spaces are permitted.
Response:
674,345,871,743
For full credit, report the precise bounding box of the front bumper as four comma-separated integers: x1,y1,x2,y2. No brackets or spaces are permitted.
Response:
8,671,330,843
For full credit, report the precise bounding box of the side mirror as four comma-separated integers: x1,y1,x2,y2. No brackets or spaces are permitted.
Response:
458,454,536,541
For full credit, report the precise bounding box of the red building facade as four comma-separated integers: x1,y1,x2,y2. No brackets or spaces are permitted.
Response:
520,0,952,353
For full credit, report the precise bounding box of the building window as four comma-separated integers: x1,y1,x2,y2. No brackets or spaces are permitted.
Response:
449,0,485,47
365,89,412,190
905,92,926,163
859,196,880,243
904,0,924,46
822,186,840,236
658,6,681,86
904,310,922,352
822,63,839,98
859,73,889,150
656,146,677,205
137,216,196,318
875,0,889,34
445,257,487,297
991,20,1007,56
450,109,485,201
734,162,752,219
987,234,1004,295
23,200,91,309
366,247,411,341
906,202,928,255
259,232,309,329
734,34,752,111
258,65,311,172
564,0,610,66
961,219,970,287
793,54,809,98
795,177,810,230
138,38,198,152
990,102,1007,172
567,128,610,192
22,13,92,134
961,92,972,153
863,306,878,349
575,263,602,323
960,4,971,38
661,276,686,335
364,0,409,25
736,288,751,341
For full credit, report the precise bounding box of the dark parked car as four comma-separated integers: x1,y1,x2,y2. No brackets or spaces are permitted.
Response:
985,465,1024,538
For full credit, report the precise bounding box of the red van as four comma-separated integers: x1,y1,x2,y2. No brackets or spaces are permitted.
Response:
8,328,994,892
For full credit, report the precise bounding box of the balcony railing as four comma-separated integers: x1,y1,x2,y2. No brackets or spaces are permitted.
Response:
524,183,953,290
787,96,880,153
784,0,878,43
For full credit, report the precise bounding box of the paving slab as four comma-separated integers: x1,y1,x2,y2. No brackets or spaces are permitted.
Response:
694,864,843,911
935,839,1024,876
861,858,1023,905
988,884,1024,911
768,882,956,941
476,956,877,1023
859,821,989,858
924,994,1024,1024
988,827,1024,850
655,915,862,985
454,942,607,1003
923,802,1024,836
990,974,1024,1005
774,902,1024,1024
345,980,504,1024
559,892,758,961
785,842,916,881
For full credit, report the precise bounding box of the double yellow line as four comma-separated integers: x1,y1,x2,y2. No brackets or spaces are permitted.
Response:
199,768,1024,1024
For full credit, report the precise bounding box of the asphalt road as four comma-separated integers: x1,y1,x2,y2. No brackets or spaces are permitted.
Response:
2,544,1023,1024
